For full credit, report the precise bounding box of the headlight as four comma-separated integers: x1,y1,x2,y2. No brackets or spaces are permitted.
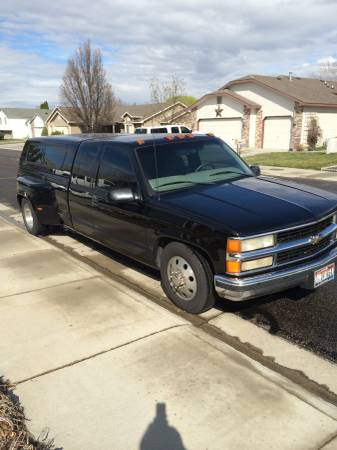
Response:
226,235,275,273
241,257,273,271
227,235,275,253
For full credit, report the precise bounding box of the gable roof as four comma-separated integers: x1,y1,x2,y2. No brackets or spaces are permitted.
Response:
47,102,187,125
224,75,337,106
190,88,261,110
0,108,51,121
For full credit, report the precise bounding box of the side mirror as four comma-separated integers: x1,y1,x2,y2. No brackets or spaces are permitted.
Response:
250,165,261,176
108,187,135,203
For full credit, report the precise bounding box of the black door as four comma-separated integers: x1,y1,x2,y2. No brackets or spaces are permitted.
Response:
68,141,102,237
92,143,149,260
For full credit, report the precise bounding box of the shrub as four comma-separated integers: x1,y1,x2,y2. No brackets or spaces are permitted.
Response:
307,117,322,151
0,132,4,140
51,130,63,135
41,127,48,136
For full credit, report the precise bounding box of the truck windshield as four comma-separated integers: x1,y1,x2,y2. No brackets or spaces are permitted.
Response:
136,139,253,192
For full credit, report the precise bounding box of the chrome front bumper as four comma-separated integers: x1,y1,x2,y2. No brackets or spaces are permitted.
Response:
214,246,337,301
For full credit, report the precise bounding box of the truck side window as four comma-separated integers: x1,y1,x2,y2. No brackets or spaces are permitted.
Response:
97,144,136,189
26,142,45,164
171,127,179,133
44,145,68,172
72,142,101,186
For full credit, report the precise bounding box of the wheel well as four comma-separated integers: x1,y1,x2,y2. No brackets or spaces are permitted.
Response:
156,238,215,274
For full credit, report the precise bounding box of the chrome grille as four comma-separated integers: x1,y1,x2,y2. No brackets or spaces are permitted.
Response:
276,235,333,265
277,216,333,243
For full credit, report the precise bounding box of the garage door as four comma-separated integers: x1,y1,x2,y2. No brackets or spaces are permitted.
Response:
198,118,242,148
263,117,291,150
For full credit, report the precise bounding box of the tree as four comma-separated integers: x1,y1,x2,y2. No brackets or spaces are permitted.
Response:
167,95,197,106
41,126,48,136
60,40,116,133
319,59,337,81
307,116,322,150
39,101,49,109
150,75,187,123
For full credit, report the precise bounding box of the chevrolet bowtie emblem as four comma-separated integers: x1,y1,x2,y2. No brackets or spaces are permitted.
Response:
309,234,323,245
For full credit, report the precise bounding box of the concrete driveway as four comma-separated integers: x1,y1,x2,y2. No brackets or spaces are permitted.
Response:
1,211,337,449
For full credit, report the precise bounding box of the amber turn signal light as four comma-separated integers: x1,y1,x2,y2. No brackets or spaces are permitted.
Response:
226,260,241,273
165,135,174,141
227,239,241,253
136,139,145,145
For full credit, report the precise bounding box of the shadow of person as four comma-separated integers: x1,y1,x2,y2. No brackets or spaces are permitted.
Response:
140,403,187,450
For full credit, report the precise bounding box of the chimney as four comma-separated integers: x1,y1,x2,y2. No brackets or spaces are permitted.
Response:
288,72,293,81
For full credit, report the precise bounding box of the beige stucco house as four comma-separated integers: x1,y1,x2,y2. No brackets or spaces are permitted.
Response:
178,75,337,150
46,102,187,135
46,107,83,135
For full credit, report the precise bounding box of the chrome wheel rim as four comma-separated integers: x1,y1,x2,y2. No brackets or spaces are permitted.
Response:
167,256,197,301
23,202,34,230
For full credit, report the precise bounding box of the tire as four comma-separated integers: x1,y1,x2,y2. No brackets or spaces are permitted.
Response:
21,198,47,236
160,242,216,314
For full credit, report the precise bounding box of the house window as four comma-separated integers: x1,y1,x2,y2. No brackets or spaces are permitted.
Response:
217,96,222,104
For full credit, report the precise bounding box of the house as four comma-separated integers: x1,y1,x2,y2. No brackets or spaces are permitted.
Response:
181,74,337,150
46,102,187,135
0,108,51,139
45,107,83,135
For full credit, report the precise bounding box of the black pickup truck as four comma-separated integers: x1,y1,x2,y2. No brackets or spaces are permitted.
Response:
17,133,337,313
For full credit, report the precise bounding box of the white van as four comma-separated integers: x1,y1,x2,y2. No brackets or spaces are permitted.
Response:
135,125,191,134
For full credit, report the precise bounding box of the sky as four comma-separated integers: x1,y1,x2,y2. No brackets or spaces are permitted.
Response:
1,0,337,108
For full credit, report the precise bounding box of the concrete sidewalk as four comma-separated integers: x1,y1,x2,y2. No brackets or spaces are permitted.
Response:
1,215,337,449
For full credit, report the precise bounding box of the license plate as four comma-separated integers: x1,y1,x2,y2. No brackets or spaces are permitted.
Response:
314,263,335,288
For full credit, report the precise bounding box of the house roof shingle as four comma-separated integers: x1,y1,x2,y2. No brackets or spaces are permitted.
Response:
113,102,172,120
52,102,181,124
0,108,51,120
224,75,337,106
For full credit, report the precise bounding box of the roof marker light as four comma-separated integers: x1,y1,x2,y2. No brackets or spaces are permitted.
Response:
186,133,195,138
136,139,145,145
207,132,215,137
176,134,185,139
165,135,174,141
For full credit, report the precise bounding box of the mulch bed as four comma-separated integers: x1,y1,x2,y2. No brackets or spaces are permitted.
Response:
0,377,54,450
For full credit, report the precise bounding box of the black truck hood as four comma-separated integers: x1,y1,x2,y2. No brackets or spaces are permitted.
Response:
160,176,337,236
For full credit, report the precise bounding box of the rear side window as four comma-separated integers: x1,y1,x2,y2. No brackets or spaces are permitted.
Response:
44,145,68,171
26,142,45,164
72,142,102,186
151,128,167,133
171,127,179,133
97,144,136,189
135,129,147,134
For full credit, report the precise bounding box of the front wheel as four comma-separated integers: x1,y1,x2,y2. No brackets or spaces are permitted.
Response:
21,198,47,236
160,242,216,314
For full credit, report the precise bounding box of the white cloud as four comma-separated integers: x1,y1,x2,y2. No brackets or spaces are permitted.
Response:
1,0,337,105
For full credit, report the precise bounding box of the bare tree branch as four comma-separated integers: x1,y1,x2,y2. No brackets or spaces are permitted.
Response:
150,75,186,123
60,40,116,132
319,59,337,81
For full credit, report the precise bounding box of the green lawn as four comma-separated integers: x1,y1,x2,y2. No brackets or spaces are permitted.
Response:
244,152,337,170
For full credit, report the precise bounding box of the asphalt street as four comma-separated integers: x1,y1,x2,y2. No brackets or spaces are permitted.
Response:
1,147,336,362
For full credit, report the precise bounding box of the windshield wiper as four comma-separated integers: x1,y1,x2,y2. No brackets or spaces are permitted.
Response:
154,180,211,189
209,170,250,178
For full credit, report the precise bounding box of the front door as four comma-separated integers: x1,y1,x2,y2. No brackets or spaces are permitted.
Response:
91,142,149,260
